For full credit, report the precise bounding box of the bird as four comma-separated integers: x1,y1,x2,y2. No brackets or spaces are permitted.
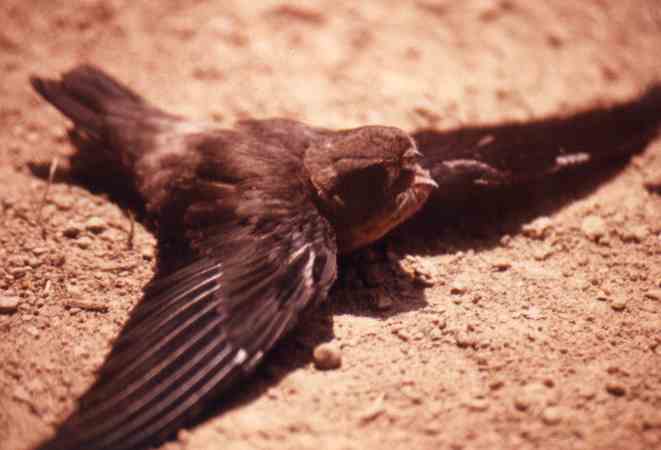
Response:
30,65,661,450
29,65,437,450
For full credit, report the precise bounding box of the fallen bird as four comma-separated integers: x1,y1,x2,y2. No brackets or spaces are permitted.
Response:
30,65,661,450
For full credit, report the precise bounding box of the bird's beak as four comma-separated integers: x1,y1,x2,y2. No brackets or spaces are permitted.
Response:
413,165,438,189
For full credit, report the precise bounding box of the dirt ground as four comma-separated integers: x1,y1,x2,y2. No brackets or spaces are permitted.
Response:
1,1,661,450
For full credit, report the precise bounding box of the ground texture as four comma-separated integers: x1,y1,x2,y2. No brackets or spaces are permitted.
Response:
1,1,661,450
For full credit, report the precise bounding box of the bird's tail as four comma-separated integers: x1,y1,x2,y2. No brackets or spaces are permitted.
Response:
30,65,146,134
30,65,180,177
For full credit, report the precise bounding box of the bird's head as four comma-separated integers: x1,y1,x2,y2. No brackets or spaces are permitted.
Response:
304,125,437,252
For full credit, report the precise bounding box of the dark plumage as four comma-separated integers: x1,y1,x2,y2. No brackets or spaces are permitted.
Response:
30,65,435,450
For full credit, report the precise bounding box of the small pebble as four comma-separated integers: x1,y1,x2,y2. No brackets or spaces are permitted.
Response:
489,380,505,390
313,342,342,370
464,399,490,412
596,293,609,302
141,246,155,260
643,173,661,193
85,216,107,234
27,257,41,269
492,259,511,271
25,325,40,337
541,406,564,425
399,256,435,286
620,225,648,243
610,298,627,311
450,281,467,295
0,295,19,314
522,216,553,239
455,332,476,348
63,222,82,238
32,247,48,256
605,382,627,397
77,236,93,249
581,215,607,242
357,395,385,424
533,247,554,261
644,289,661,301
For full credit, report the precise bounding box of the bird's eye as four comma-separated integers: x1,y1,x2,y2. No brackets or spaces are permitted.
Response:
401,147,422,170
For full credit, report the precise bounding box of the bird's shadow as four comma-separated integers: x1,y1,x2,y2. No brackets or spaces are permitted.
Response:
26,84,661,447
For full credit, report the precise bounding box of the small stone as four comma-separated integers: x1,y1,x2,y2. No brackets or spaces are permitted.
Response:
514,383,548,411
63,222,82,238
25,325,40,337
433,317,447,330
9,267,28,278
51,253,66,267
610,298,627,311
141,246,155,260
399,256,436,286
464,399,490,412
533,246,554,261
32,247,48,256
357,395,385,424
455,332,476,348
313,342,342,370
77,236,93,249
492,259,511,271
643,173,661,193
391,326,411,342
541,406,564,425
27,257,41,269
85,216,107,234
450,281,467,295
522,216,553,239
581,215,607,242
12,385,31,403
645,289,661,301
605,382,627,397
618,225,648,243
0,295,19,314
514,397,530,411
596,293,609,302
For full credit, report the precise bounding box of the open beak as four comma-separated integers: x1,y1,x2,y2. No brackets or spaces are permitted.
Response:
413,165,438,189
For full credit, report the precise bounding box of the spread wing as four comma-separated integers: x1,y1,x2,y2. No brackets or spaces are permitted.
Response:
37,179,337,450
414,84,661,193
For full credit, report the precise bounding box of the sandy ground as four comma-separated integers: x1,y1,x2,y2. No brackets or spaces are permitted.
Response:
1,1,661,449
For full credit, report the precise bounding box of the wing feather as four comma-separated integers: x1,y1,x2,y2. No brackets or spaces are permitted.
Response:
37,195,337,450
